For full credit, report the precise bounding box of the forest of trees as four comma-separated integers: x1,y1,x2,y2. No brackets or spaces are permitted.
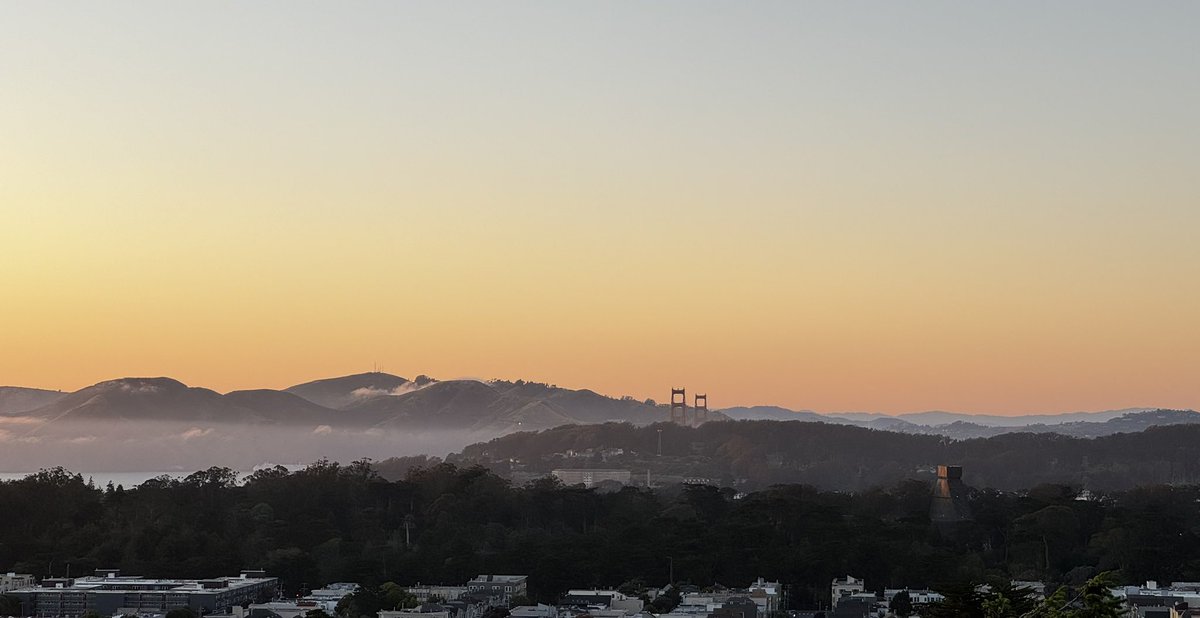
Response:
452,420,1200,491
2,462,1200,609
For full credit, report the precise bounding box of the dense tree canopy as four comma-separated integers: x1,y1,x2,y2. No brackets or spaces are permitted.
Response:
1,463,1198,608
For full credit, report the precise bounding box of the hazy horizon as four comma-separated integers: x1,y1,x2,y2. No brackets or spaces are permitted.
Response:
3,2,1198,414
0,371,1172,418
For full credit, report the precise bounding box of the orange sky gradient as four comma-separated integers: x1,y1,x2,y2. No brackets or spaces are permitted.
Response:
2,3,1198,414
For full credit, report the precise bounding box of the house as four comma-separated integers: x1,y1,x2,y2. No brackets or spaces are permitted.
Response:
509,605,556,618
830,597,872,618
467,576,527,605
1117,581,1200,616
882,589,944,606
745,578,782,615
708,597,757,618
379,607,451,618
562,590,643,614
408,586,470,604
830,576,865,609
305,584,359,613
249,600,324,618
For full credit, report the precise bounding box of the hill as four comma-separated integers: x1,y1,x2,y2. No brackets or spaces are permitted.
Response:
893,408,1150,427
347,379,667,433
222,389,341,424
449,419,1200,491
284,372,415,409
719,405,825,422
19,377,265,424
13,373,662,432
15,379,352,428
718,405,1193,439
0,386,66,416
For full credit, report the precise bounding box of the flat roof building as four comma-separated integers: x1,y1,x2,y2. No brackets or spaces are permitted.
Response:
2,573,36,594
6,570,277,618
551,469,631,489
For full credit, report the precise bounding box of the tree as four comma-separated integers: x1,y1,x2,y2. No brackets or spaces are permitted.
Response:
379,583,417,610
1076,572,1125,617
649,588,681,614
0,595,23,617
305,609,333,618
617,578,646,597
924,584,984,618
980,583,1038,618
166,608,197,618
337,587,384,618
1035,573,1124,618
890,591,912,617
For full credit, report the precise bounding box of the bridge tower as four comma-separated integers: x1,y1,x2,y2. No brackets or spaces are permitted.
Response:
670,388,688,425
693,394,708,425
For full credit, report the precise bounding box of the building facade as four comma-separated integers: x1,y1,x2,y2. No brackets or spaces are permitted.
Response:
550,470,631,489
467,576,528,604
2,573,36,594
7,570,277,617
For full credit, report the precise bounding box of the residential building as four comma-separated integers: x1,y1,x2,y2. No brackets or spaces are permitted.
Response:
1117,581,1200,617
562,590,642,614
408,586,470,604
249,600,325,618
883,588,944,606
708,597,757,618
830,576,865,609
467,576,527,605
510,605,556,618
829,597,871,618
305,584,359,613
1,573,36,594
745,578,782,615
441,597,491,618
380,607,451,618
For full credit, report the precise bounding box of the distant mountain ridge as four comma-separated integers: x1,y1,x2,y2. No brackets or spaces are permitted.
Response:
15,377,328,425
0,386,67,416
719,404,1188,439
0,373,1189,441
284,372,417,410
3,373,672,436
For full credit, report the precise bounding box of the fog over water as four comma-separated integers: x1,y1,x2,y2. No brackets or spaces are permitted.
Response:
0,418,473,476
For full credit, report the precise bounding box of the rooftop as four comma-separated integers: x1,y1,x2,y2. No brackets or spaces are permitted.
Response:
14,573,275,594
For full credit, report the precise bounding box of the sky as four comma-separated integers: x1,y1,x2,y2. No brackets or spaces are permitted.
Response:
2,2,1198,414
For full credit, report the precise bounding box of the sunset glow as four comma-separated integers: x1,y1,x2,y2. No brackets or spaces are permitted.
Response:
2,2,1197,414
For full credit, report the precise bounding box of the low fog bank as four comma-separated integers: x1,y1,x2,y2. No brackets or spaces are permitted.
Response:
0,417,477,472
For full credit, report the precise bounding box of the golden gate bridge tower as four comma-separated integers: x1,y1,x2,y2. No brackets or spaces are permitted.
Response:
668,389,710,426
670,388,688,424
693,393,708,424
